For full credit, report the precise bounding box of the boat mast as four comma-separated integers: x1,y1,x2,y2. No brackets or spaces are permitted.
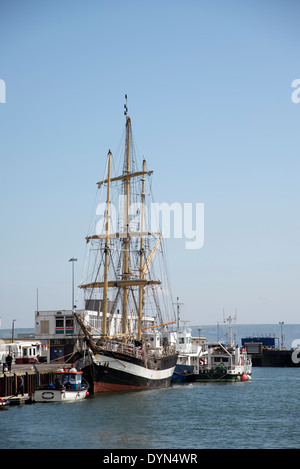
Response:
122,100,131,335
102,150,111,336
138,159,146,341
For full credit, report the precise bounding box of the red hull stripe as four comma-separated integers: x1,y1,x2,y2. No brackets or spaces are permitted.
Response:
93,381,164,393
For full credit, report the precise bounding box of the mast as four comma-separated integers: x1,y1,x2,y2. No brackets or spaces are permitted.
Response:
122,114,131,334
79,97,164,341
102,150,111,336
138,159,146,341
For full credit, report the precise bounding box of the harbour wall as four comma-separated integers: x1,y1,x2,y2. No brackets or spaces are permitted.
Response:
0,364,59,399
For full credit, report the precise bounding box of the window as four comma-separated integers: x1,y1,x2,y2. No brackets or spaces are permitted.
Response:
55,318,64,334
65,318,74,335
55,317,74,335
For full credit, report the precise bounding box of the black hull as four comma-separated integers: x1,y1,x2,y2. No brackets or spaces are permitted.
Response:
80,351,178,393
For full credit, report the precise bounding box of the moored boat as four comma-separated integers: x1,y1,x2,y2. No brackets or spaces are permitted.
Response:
74,97,178,392
32,367,89,402
193,313,252,382
0,397,10,408
194,342,252,382
169,299,202,383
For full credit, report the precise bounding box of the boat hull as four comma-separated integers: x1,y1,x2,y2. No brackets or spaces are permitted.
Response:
0,398,10,408
80,351,178,393
194,370,251,382
32,388,88,402
171,364,196,383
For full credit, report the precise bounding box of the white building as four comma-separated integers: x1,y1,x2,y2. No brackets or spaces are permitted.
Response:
35,304,155,363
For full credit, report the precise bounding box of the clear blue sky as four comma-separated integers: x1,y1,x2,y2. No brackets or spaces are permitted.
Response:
0,0,299,328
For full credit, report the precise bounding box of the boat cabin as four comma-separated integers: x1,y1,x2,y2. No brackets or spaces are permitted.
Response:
52,369,83,390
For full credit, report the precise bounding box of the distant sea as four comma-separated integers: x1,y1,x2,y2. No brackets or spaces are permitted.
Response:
191,323,300,349
0,328,35,340
1,324,300,349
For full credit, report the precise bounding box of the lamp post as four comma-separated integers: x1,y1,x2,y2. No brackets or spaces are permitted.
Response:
69,257,78,311
279,321,284,350
12,319,16,343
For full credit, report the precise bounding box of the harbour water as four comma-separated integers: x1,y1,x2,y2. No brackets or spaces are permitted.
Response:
1,367,300,449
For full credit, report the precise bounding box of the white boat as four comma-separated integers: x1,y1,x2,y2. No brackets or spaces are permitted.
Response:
32,368,89,402
169,300,203,383
170,310,252,383
194,315,252,382
194,342,252,382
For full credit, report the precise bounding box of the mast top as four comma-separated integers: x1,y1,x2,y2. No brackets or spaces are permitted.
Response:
124,94,128,116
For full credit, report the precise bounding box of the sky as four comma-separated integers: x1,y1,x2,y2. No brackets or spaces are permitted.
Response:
0,0,299,329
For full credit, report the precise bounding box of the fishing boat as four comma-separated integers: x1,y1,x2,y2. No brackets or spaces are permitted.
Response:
194,315,252,382
32,367,89,402
194,342,252,382
74,97,178,393
170,325,199,383
169,299,202,383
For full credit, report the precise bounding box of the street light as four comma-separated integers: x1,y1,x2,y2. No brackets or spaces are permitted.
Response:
12,319,16,343
69,257,78,311
279,321,284,350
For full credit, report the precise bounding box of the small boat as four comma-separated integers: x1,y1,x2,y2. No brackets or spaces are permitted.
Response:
0,398,10,408
32,367,89,402
193,313,252,382
169,299,202,383
194,342,252,382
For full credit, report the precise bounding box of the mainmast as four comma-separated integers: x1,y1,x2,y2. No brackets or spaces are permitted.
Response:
122,111,131,335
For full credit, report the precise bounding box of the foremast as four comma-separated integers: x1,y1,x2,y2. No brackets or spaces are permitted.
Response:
102,150,111,337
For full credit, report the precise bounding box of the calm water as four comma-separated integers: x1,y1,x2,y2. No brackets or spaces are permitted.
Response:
1,367,300,449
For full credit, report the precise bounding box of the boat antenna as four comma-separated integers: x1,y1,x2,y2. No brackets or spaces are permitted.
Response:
124,94,128,116
173,296,183,331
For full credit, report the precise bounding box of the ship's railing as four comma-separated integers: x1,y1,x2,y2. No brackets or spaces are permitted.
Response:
102,340,144,359
102,339,176,359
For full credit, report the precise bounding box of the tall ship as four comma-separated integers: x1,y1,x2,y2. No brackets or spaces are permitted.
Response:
74,98,178,392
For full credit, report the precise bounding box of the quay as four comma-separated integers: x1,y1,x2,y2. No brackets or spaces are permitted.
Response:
250,349,299,367
0,362,70,403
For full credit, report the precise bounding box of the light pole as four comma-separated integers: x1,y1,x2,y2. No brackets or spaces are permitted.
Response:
279,321,284,350
69,257,78,311
12,319,16,343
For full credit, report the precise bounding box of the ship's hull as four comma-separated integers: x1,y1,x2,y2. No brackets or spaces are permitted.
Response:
80,350,178,393
194,370,251,382
171,364,196,383
32,388,88,402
